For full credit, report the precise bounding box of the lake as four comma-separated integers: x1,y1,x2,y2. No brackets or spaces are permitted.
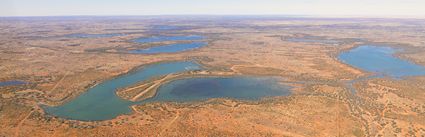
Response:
144,77,291,102
339,45,425,78
0,81,27,87
133,35,203,43
287,38,340,45
129,42,207,54
151,25,181,30
44,61,292,121
44,61,202,121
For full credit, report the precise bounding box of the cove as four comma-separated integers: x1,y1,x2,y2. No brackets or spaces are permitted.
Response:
44,61,202,121
339,45,425,78
129,42,207,54
143,77,292,102
133,35,203,43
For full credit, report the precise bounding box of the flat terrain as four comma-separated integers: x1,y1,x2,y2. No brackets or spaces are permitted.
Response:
1,16,425,136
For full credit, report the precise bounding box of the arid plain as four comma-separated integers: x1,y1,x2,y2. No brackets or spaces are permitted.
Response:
1,16,425,136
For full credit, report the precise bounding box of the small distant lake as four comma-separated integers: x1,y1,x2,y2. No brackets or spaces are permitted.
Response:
0,80,27,87
144,77,291,102
286,35,341,45
133,35,203,43
44,61,201,121
150,25,181,31
65,33,124,38
339,45,425,78
129,42,207,54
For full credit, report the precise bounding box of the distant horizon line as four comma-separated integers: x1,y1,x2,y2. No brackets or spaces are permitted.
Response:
1,14,425,19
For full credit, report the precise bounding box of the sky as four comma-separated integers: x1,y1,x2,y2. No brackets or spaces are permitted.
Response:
1,0,425,17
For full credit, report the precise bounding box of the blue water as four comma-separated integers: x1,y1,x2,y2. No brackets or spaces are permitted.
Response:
44,61,292,121
0,81,27,87
151,25,180,30
65,33,124,38
133,35,203,43
129,42,207,54
44,61,201,121
339,45,425,78
144,77,291,102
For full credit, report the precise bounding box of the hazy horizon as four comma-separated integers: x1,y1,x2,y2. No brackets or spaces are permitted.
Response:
1,0,425,18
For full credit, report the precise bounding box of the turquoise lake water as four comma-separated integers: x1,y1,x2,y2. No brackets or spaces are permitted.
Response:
44,62,201,121
339,45,425,78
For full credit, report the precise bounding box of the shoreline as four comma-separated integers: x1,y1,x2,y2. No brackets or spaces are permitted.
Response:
39,59,200,107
